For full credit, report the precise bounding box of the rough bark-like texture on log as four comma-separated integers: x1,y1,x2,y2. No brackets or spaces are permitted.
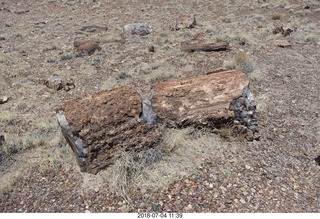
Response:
180,42,229,52
57,86,162,174
152,70,250,128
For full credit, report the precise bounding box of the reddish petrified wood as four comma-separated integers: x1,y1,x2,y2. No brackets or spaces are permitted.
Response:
152,70,249,127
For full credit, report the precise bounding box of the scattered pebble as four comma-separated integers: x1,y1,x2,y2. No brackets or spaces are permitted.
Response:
0,96,9,104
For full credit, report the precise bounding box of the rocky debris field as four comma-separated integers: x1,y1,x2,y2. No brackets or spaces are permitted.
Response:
0,0,320,213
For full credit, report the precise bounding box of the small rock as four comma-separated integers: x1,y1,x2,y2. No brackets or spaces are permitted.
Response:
148,45,155,52
209,183,213,188
151,203,159,212
0,96,9,104
85,210,90,213
240,198,246,204
45,74,63,90
122,22,152,37
74,40,101,55
0,135,4,147
220,186,227,193
94,187,99,193
184,204,192,211
277,41,292,48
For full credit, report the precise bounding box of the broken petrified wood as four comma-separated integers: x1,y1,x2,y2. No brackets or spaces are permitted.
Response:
56,70,259,174
152,70,251,127
180,42,229,52
56,86,162,174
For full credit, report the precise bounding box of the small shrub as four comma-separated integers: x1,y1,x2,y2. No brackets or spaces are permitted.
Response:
116,72,130,80
223,52,254,73
271,14,281,20
149,72,176,83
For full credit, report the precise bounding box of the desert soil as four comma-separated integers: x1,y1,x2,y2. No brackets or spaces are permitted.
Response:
0,0,319,213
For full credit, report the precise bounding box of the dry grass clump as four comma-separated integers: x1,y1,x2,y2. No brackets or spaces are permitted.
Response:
223,52,255,73
0,175,17,194
271,14,281,20
103,127,222,197
0,115,68,169
139,64,177,84
0,117,73,195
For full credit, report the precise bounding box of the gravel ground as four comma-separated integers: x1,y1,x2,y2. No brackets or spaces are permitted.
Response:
0,0,319,213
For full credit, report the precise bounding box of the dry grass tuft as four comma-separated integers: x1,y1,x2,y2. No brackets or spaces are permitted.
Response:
224,52,255,73
103,128,222,196
271,14,281,20
0,175,17,194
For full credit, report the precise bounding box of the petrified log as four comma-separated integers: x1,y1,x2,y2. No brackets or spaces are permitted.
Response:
56,70,259,174
152,70,250,128
56,86,162,174
181,42,229,52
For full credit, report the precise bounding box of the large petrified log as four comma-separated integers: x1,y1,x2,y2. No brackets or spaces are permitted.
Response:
56,70,258,174
56,86,162,174
152,70,250,127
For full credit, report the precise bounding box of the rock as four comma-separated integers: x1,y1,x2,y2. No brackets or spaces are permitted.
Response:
184,204,193,211
151,203,159,212
74,40,101,55
171,14,197,31
0,96,9,104
187,14,197,28
56,86,162,174
0,135,4,147
315,156,320,165
277,41,292,48
45,74,64,91
122,22,152,38
240,198,246,204
148,45,155,52
272,26,294,37
44,74,75,91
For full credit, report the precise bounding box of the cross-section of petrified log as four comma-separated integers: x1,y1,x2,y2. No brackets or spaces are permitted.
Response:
152,70,250,128
56,86,161,174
